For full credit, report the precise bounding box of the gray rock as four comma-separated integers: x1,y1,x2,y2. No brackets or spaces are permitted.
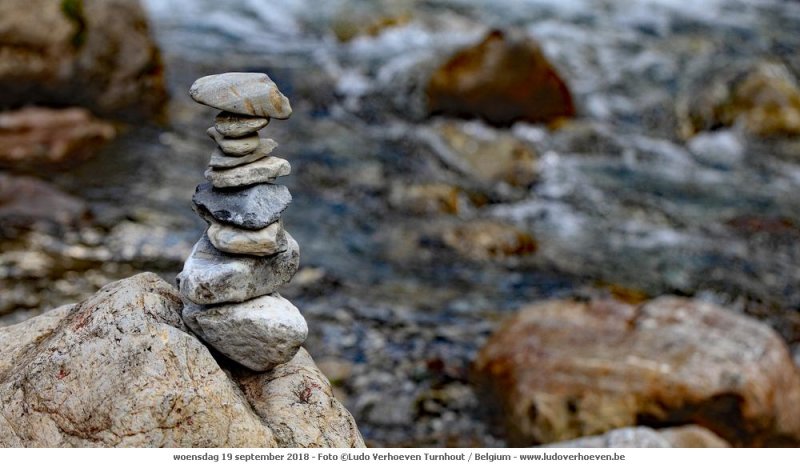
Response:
207,127,259,156
543,426,729,448
192,182,291,230
177,233,300,305
208,139,278,169
215,111,270,137
190,73,292,119
186,293,308,372
0,273,364,447
208,220,287,256
205,156,291,188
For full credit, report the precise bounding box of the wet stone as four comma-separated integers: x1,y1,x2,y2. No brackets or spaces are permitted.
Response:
192,182,291,230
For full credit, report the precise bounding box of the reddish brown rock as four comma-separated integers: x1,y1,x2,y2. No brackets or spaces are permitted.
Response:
0,0,166,121
473,297,800,446
0,107,115,170
426,30,575,127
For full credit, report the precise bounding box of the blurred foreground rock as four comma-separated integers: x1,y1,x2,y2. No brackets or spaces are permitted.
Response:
544,426,729,448
426,30,575,127
0,107,115,170
0,0,166,120
474,297,800,446
0,273,364,447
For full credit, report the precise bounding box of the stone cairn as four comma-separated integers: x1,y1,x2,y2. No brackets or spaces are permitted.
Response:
176,72,306,371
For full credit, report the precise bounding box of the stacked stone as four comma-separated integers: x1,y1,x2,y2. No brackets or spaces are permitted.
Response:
177,72,306,372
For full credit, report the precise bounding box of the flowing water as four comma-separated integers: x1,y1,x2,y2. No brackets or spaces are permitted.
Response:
4,0,800,446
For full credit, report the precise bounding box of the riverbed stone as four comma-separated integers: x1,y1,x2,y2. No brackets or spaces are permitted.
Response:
207,127,259,156
190,73,292,119
177,233,299,305
208,139,279,169
215,111,269,137
473,296,800,446
208,220,287,256
192,182,291,230
184,293,308,372
205,156,291,188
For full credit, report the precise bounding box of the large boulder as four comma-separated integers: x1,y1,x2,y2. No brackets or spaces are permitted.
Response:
473,297,800,446
425,30,575,127
0,0,166,120
0,273,364,447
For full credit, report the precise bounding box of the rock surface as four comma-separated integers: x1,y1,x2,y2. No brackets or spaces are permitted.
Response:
678,61,800,138
207,127,260,156
0,0,166,120
215,112,270,137
177,234,300,305
184,293,308,371
544,426,729,448
0,273,364,447
0,107,115,170
208,139,278,168
426,30,575,126
190,73,292,119
473,297,800,446
205,156,291,188
208,220,287,256
193,182,292,230
0,173,88,230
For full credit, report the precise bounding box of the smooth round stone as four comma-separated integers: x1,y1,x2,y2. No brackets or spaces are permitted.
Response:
215,111,269,138
177,233,300,305
208,220,287,256
208,139,278,169
204,156,290,188
182,293,308,371
190,72,292,119
192,182,291,230
207,127,259,156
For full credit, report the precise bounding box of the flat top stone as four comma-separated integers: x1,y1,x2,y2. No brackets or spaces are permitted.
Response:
193,182,291,230
190,73,292,119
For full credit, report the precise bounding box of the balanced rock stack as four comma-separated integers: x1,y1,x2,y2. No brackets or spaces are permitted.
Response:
177,72,305,372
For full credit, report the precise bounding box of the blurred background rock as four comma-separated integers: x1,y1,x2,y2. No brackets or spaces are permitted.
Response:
2,0,800,448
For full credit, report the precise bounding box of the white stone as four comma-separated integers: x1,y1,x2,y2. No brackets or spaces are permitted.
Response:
208,139,278,168
188,293,308,371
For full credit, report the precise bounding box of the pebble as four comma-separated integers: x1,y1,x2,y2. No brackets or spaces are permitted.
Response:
207,127,259,156
177,233,300,305
205,156,290,188
192,182,291,230
207,220,287,256
215,111,269,137
190,72,292,119
208,139,278,169
182,293,308,371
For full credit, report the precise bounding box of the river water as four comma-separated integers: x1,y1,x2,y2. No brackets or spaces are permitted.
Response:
4,0,800,446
